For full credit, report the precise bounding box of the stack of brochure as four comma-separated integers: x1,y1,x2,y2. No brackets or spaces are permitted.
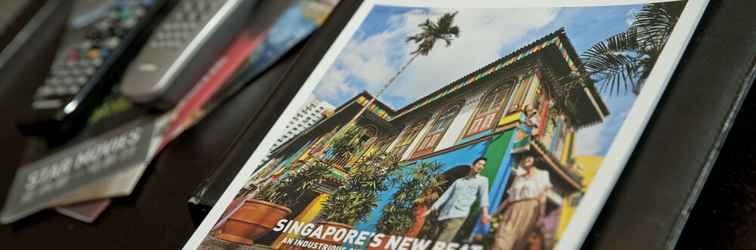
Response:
0,0,340,224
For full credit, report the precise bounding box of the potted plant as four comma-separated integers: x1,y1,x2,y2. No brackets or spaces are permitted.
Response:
367,162,445,249
315,153,403,246
215,160,332,245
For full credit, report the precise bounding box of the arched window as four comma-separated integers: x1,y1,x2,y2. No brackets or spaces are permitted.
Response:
412,104,462,157
390,118,428,158
464,86,513,137
360,125,378,143
358,125,379,151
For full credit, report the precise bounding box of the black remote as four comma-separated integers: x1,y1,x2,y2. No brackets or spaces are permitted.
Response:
18,0,168,138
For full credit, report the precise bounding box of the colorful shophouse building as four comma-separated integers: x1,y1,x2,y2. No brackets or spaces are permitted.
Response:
251,28,609,247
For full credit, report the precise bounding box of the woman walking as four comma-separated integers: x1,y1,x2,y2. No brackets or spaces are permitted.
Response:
492,156,552,250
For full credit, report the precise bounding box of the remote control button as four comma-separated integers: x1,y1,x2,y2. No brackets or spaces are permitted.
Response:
96,20,112,32
100,48,110,58
173,11,185,21
37,87,53,96
78,60,91,69
63,77,75,85
164,22,177,31
68,50,80,61
54,86,68,95
197,1,210,10
188,12,201,21
105,37,121,49
181,3,194,12
135,7,146,17
32,99,62,109
76,76,88,85
123,17,138,29
46,78,61,86
87,48,100,60
52,67,67,76
167,41,180,49
80,41,93,50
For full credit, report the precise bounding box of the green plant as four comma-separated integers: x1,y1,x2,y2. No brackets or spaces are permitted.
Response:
328,125,362,159
320,153,403,225
377,161,446,235
255,160,333,208
581,2,684,95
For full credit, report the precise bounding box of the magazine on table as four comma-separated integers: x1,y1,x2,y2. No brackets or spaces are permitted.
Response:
184,0,709,249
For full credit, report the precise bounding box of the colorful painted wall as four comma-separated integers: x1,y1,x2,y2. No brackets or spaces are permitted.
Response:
352,128,518,240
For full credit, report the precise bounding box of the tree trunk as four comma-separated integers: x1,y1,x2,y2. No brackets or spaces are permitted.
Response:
346,53,420,126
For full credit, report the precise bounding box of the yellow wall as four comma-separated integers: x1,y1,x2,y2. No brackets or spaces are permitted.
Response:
573,155,604,187
557,155,604,239
271,193,330,248
557,195,575,239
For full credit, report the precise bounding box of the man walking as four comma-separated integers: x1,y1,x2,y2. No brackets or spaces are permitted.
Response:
424,157,491,243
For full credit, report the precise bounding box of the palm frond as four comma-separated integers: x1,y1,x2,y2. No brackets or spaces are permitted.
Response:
581,2,684,95
631,2,683,50
581,31,643,95
406,12,460,56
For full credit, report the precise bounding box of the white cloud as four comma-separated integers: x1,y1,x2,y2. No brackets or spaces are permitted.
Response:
574,123,605,156
314,67,357,101
338,31,402,94
574,108,630,156
331,7,559,108
391,8,558,102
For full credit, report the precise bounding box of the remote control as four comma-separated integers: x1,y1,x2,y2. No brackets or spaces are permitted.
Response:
18,0,168,137
120,0,256,110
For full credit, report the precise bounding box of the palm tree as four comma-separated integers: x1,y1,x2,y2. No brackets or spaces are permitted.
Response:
581,2,684,95
346,11,460,125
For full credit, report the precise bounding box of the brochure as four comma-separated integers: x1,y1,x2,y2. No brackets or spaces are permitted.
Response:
52,31,267,222
0,30,266,224
185,0,708,249
7,0,340,224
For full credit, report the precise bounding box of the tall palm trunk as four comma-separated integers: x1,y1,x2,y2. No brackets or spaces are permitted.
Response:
346,53,420,126
327,11,459,161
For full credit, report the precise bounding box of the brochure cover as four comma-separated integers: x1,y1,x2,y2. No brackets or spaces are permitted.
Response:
185,0,708,249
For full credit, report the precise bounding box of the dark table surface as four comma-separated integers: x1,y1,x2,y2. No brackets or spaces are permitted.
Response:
0,1,755,249
677,86,756,250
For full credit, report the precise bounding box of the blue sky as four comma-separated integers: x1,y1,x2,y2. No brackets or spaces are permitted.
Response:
313,3,648,156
